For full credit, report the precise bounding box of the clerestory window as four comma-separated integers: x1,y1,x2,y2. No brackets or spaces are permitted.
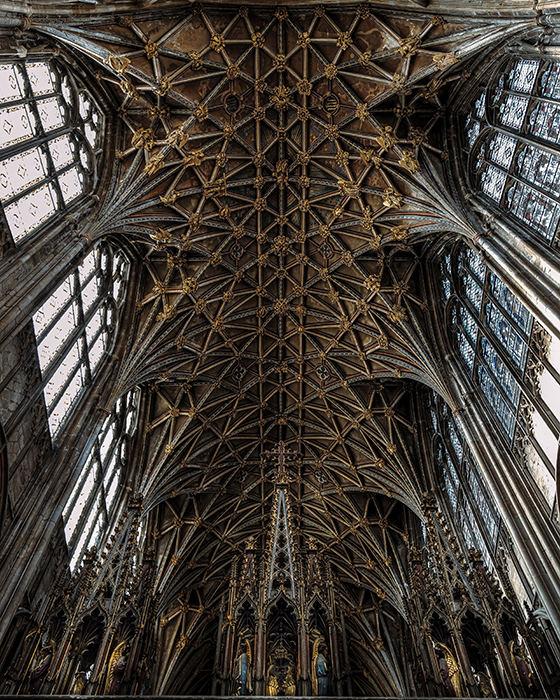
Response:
32,242,129,437
0,60,102,243
63,388,139,569
464,57,560,243
440,243,559,515
429,391,500,568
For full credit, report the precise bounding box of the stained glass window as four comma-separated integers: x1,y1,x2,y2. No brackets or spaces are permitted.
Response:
508,59,539,94
498,94,529,130
32,242,129,437
0,60,102,243
63,388,139,569
541,63,560,98
529,102,560,144
480,164,507,202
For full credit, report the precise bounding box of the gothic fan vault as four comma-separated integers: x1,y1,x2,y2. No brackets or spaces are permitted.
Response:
2,2,554,697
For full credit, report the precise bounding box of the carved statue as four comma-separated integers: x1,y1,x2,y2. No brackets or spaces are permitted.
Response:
435,642,462,697
233,639,252,695
510,640,535,695
266,659,279,696
104,641,129,695
28,641,54,695
311,639,329,696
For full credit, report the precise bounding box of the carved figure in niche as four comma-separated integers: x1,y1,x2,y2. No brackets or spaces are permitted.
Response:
476,669,495,698
233,638,253,695
70,670,87,695
28,639,54,695
509,640,535,696
266,646,296,696
435,642,462,697
105,641,129,695
312,638,329,696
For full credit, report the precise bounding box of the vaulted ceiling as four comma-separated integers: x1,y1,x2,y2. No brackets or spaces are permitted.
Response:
31,4,534,686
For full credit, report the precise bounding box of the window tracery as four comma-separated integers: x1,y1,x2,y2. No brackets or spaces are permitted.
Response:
0,59,102,243
32,242,129,437
63,388,139,569
430,392,499,566
464,57,560,243
439,243,559,514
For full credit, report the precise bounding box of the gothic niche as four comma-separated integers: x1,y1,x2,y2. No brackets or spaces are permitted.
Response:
217,443,339,696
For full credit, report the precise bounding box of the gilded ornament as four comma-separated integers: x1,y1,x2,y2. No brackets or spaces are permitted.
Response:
119,78,138,99
274,54,287,72
144,153,165,175
299,199,310,212
324,63,338,79
431,14,446,25
253,152,265,166
153,280,169,294
189,214,202,231
297,79,312,96
390,224,410,241
382,187,403,208
188,51,203,70
132,127,154,150
333,205,344,218
364,274,381,294
216,152,228,168
183,149,206,167
194,103,208,122
223,124,235,141
359,50,372,66
396,35,421,57
195,299,206,314
370,234,381,249
252,33,265,48
422,76,443,99
254,77,267,93
275,6,288,19
227,64,240,80
360,149,382,167
336,149,349,167
252,105,266,121
299,175,310,188
325,124,339,140
145,40,159,59
399,150,420,173
104,53,130,75
166,127,189,148
433,52,458,70
341,251,354,266
272,85,290,109
147,104,169,119
356,103,369,121
182,277,198,294
357,4,371,19
274,299,289,316
210,252,222,266
297,32,311,47
255,197,266,211
315,4,325,16
212,316,225,331
391,74,411,95
254,175,265,189
388,303,407,322
210,34,226,52
160,190,179,205
297,151,310,165
203,176,227,198
337,179,360,198
376,126,397,150
272,235,290,254
336,31,352,50
175,335,187,349
318,224,329,238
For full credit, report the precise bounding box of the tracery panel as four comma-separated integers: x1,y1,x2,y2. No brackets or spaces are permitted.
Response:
439,243,559,514
0,59,102,243
32,242,129,438
464,57,560,244
63,388,139,569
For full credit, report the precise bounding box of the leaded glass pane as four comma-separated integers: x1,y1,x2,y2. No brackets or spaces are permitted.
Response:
0,64,24,104
541,62,560,99
481,164,507,202
489,274,532,333
49,134,74,170
458,332,475,370
488,133,517,169
37,97,64,132
464,273,483,312
477,364,516,436
506,180,559,239
508,59,539,94
486,301,527,367
498,94,529,130
517,144,560,198
466,248,486,282
26,62,55,96
529,102,560,144
37,302,78,372
442,277,450,301
58,166,83,203
47,364,85,436
459,305,478,343
449,421,463,462
0,147,48,202
481,336,520,404
467,119,481,148
33,278,74,338
4,182,58,242
0,103,35,148
465,460,499,542
475,92,486,119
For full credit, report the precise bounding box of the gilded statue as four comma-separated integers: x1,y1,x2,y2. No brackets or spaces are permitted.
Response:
311,637,329,696
435,641,463,697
